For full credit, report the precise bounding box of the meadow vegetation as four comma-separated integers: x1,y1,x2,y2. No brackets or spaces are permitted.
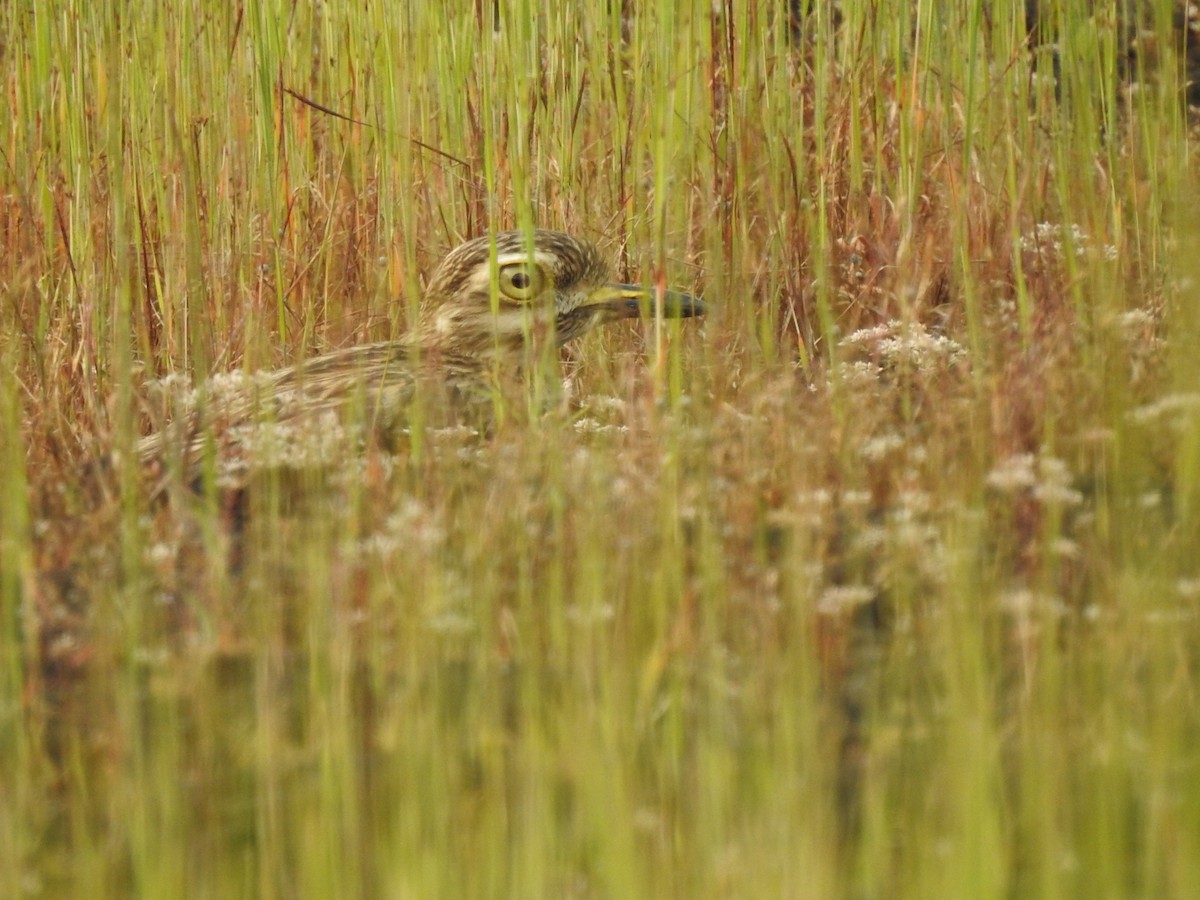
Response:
3,0,1200,896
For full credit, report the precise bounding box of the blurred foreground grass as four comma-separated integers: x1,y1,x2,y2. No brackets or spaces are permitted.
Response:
4,1,1200,897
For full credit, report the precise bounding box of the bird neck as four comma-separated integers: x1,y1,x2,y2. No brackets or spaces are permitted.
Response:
407,304,560,367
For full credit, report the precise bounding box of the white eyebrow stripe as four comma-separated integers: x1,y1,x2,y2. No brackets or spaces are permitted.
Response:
494,250,558,267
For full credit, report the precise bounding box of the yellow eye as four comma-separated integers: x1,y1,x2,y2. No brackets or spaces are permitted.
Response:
498,262,547,301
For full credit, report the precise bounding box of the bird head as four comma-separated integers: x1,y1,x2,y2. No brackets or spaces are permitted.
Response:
415,230,704,358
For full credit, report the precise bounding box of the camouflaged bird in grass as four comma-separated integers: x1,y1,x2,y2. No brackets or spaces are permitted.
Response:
139,230,705,482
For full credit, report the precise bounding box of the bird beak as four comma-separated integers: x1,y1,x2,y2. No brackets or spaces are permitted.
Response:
585,283,706,320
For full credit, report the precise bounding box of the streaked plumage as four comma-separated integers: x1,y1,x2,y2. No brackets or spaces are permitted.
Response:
138,230,703,480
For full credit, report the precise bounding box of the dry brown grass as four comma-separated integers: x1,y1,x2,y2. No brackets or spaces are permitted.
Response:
5,1,1200,897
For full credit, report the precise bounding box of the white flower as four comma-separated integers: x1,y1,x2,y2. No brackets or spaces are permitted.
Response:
859,433,906,461
1129,393,1200,425
987,452,1082,505
816,585,876,615
839,321,968,371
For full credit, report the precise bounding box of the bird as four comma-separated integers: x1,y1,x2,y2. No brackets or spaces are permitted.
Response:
138,229,704,482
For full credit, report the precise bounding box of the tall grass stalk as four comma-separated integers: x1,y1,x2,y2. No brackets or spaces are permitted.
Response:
4,0,1200,896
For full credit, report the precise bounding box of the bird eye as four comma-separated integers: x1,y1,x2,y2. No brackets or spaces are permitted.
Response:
499,263,546,301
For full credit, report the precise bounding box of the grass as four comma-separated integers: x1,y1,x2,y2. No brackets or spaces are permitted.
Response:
4,0,1200,896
